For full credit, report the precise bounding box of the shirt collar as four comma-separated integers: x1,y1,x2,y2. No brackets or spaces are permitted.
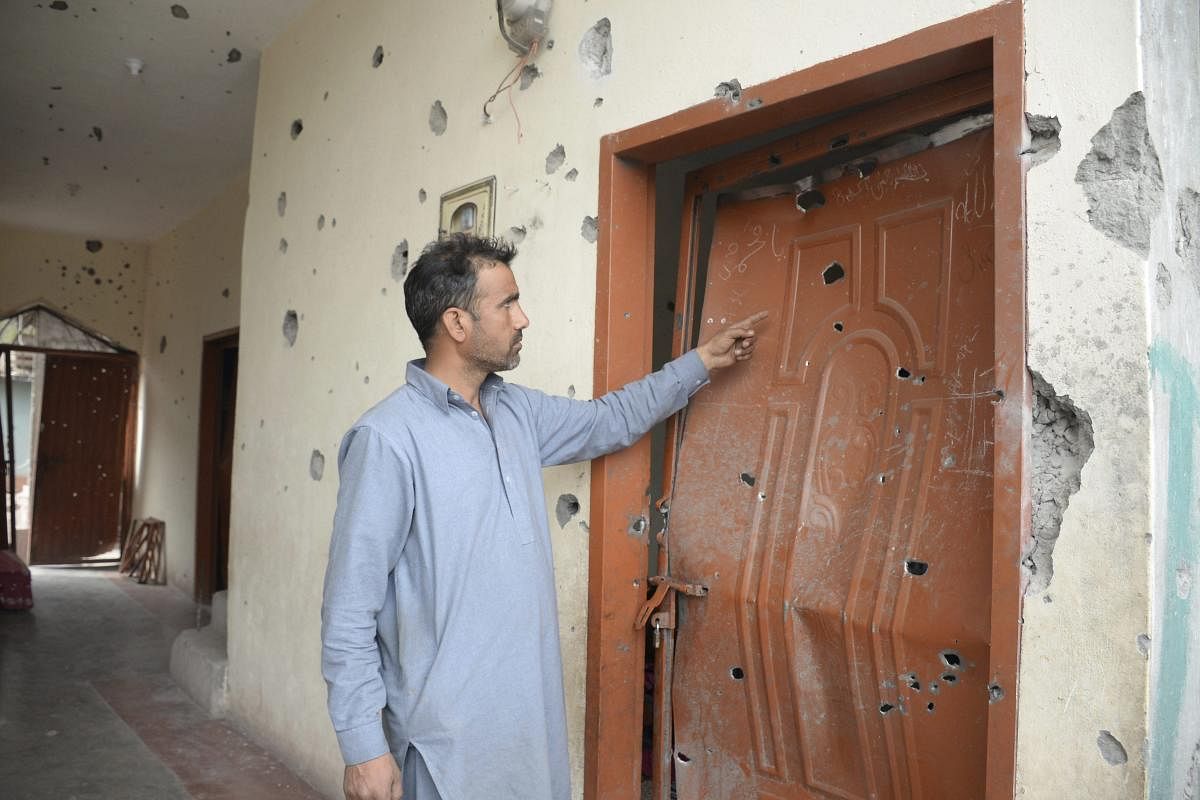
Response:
405,359,506,413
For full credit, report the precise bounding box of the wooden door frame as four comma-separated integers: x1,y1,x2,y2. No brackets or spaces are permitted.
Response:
194,329,239,604
585,4,1027,799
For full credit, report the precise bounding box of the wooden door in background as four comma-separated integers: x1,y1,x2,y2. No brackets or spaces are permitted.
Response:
30,355,136,565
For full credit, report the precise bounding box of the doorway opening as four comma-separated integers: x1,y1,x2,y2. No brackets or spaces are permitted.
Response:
194,330,238,605
586,4,1027,799
0,305,138,567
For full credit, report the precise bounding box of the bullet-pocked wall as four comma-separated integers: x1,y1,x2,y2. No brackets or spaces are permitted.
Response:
0,222,147,346
226,2,1153,798
134,173,247,594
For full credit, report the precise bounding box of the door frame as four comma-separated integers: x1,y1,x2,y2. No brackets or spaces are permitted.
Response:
193,329,239,604
585,4,1028,799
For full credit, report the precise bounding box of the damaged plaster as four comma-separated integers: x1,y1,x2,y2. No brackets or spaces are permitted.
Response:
580,216,598,243
545,144,565,175
579,18,612,78
1075,92,1164,256
1176,187,1200,291
555,494,580,528
715,79,743,103
390,240,409,280
429,101,447,136
1024,370,1095,595
282,309,298,347
1023,113,1061,167
309,450,325,481
1098,730,1130,766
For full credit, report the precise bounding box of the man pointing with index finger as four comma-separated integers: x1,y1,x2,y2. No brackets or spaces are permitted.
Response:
321,233,766,800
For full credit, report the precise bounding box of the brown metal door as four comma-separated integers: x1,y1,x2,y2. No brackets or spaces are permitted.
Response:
669,129,996,799
30,355,135,565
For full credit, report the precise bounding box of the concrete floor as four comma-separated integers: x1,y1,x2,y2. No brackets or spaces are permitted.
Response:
0,567,324,800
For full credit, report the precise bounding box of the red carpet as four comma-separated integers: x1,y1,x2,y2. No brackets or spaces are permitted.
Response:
0,549,33,610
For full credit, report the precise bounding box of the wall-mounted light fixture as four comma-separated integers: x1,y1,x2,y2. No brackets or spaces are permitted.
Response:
497,0,552,54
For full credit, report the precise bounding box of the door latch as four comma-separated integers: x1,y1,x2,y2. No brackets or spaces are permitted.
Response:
634,575,708,631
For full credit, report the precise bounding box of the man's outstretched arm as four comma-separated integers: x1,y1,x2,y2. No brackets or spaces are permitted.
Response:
322,426,413,798
525,311,767,466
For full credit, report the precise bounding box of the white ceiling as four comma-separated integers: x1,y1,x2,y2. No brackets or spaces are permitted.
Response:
0,0,312,242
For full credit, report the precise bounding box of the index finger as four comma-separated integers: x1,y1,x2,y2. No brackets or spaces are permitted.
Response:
726,310,769,333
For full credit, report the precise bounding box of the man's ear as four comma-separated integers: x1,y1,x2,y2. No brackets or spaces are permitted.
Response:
440,308,470,344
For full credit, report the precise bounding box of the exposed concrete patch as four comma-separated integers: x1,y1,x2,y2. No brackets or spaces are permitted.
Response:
170,4,189,20
282,310,298,347
715,79,743,103
277,191,287,217
1098,730,1129,765
519,64,541,90
1023,370,1095,595
429,101,447,136
555,494,580,528
1176,187,1200,290
290,119,303,140
418,188,427,204
564,168,578,182
309,450,325,481
1157,263,1173,310
1022,113,1061,167
227,48,241,63
1185,739,1200,800
594,97,603,108
581,216,598,243
85,239,103,253
579,18,612,78
1075,92,1164,256
390,240,409,280
372,45,384,68
545,144,566,175
1137,633,1151,658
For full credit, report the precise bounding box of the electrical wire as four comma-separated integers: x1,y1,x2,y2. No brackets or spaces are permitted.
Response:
482,39,539,141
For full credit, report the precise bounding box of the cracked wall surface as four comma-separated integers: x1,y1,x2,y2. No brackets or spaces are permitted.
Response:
1025,370,1095,596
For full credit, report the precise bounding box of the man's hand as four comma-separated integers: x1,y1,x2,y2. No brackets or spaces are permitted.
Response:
696,311,768,373
344,753,402,800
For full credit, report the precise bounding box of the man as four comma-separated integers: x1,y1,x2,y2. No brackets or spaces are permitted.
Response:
322,233,765,800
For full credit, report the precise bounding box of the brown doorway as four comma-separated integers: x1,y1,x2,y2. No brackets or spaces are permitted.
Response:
28,352,138,565
585,4,1026,799
194,330,238,604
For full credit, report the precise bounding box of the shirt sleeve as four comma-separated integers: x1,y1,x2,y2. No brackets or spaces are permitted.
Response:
321,425,414,765
523,349,710,467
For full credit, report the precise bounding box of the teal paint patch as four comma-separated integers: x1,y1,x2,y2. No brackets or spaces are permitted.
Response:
1148,341,1200,800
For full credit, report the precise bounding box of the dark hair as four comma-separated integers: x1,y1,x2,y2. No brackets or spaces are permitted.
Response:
403,233,517,348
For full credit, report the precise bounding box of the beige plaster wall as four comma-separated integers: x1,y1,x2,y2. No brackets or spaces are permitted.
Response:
225,1,1151,798
134,173,247,594
0,222,146,346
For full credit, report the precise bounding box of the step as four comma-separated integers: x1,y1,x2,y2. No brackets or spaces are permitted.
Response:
169,625,228,718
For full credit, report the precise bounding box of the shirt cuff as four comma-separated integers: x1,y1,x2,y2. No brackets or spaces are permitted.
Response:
673,349,711,394
336,719,391,766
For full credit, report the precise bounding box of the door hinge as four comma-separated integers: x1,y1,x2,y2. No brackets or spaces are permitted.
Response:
635,575,708,631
